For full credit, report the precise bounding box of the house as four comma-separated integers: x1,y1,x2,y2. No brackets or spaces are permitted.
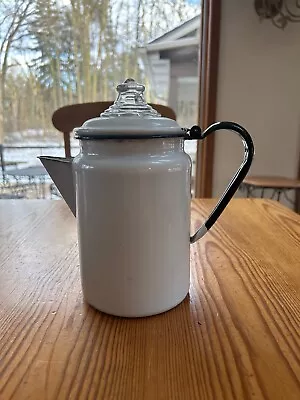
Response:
140,15,201,179
140,15,200,129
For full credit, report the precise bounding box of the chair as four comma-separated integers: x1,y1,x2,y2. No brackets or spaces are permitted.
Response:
240,174,300,213
52,101,176,158
241,149,300,213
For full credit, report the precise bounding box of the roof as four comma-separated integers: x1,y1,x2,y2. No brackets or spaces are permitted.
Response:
149,14,200,45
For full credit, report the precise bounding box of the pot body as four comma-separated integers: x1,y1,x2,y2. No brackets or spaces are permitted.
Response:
73,138,191,317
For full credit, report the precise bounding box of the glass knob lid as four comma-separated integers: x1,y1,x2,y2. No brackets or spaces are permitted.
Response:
100,78,161,119
74,77,183,139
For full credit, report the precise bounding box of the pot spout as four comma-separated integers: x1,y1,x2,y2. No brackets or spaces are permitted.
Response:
39,156,76,216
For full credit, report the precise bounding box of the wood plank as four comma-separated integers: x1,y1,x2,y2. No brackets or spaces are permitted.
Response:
296,151,300,213
196,0,221,198
0,199,299,400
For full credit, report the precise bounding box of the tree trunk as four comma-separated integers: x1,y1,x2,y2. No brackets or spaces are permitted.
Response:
0,75,4,144
70,2,83,103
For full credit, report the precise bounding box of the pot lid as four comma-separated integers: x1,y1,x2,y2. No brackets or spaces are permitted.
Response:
74,78,184,139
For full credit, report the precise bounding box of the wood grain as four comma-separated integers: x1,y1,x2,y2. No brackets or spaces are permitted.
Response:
296,150,300,213
195,0,221,198
0,199,299,400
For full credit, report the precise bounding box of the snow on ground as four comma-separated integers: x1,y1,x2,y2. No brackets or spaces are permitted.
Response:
3,139,197,169
2,143,79,168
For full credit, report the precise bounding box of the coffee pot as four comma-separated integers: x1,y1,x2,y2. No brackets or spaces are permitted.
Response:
40,78,254,317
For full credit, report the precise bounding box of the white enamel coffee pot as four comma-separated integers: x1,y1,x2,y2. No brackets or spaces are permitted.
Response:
40,78,254,317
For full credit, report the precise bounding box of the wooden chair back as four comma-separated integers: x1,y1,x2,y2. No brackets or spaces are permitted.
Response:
52,101,176,157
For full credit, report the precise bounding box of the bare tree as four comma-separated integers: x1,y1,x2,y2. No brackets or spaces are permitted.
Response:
0,0,35,143
2,0,200,142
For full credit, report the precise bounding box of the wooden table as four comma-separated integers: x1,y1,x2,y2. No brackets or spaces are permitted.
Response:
0,199,299,400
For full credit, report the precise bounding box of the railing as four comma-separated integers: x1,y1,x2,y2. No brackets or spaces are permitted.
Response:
1,145,79,166
0,145,71,199
4,145,64,148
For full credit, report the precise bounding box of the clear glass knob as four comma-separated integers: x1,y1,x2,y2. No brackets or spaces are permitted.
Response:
100,78,161,119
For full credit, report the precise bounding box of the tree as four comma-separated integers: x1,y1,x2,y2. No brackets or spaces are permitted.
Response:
30,0,71,109
1,0,200,141
0,0,35,143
